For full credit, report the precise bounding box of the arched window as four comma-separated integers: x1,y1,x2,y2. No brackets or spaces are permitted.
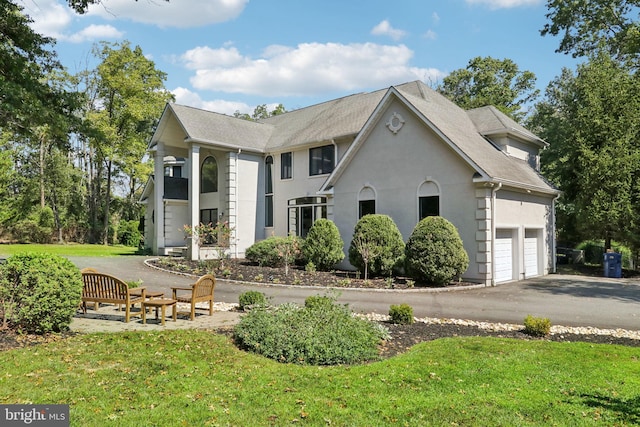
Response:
358,186,376,218
201,156,218,193
418,180,440,219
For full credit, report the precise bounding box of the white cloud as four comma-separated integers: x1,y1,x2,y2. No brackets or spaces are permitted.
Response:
65,24,124,43
465,0,542,8
172,87,252,115
423,30,437,40
86,0,248,28
432,12,440,24
18,0,73,38
181,46,246,69
185,42,445,97
371,20,407,41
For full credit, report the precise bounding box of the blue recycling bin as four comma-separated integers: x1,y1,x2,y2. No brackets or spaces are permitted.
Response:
603,252,622,278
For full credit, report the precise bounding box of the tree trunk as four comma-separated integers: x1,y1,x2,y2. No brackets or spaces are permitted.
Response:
39,134,45,209
103,159,112,245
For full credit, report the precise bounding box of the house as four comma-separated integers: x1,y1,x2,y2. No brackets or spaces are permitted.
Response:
140,81,559,285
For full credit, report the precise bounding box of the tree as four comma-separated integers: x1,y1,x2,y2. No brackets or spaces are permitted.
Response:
83,41,174,243
0,1,76,137
529,52,640,249
541,0,640,63
437,56,539,120
234,104,287,121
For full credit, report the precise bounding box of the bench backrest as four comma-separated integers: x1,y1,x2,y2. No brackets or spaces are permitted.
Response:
81,272,129,299
193,274,215,299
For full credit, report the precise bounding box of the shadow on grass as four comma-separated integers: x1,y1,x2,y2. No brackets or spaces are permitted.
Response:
579,393,640,424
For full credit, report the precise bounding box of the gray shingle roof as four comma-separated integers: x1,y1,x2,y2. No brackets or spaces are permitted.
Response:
165,81,556,194
169,104,272,152
466,105,547,147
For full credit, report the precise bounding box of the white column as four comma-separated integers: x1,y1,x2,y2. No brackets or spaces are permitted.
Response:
189,145,200,260
153,144,165,254
226,152,238,258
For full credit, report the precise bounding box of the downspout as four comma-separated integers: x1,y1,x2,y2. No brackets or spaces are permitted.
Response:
490,182,502,286
235,148,241,259
551,193,560,274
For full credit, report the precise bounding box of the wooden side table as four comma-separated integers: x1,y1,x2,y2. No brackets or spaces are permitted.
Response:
142,298,177,325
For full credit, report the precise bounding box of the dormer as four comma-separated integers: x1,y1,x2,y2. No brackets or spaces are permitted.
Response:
466,106,547,171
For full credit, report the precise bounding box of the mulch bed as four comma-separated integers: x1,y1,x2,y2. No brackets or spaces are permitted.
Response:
148,257,477,289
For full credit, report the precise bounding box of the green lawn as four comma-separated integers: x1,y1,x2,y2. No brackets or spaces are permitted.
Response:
1,331,638,426
0,243,139,257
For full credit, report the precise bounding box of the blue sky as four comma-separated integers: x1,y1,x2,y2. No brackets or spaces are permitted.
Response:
19,0,579,116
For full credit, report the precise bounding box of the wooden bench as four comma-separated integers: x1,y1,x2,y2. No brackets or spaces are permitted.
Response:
81,272,146,323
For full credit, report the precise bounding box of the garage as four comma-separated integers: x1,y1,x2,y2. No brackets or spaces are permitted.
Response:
494,229,514,283
524,229,540,278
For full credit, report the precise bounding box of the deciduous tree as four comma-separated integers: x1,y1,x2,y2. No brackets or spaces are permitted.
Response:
437,56,538,120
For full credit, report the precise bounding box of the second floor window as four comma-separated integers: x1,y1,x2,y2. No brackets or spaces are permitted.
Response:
281,152,292,179
309,145,334,176
201,156,218,193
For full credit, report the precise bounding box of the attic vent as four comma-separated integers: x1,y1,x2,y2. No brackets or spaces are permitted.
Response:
386,112,405,134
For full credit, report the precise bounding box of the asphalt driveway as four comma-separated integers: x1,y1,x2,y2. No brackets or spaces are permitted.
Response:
69,256,640,331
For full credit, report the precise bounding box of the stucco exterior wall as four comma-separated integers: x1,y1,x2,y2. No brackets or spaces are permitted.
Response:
330,100,480,280
266,139,351,238
164,200,189,247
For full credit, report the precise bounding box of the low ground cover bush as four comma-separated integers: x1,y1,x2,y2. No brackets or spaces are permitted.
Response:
389,303,414,324
0,252,82,333
405,216,469,285
302,219,344,271
523,315,551,337
234,295,388,365
238,291,268,310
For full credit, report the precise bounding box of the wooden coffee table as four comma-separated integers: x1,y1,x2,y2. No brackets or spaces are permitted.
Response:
142,298,177,325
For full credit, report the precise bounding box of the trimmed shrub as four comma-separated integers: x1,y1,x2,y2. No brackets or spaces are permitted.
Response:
304,294,335,310
239,291,267,310
302,219,344,271
0,252,83,333
245,236,304,267
523,315,551,337
117,220,143,247
348,214,405,278
234,296,388,365
404,216,469,286
389,304,414,325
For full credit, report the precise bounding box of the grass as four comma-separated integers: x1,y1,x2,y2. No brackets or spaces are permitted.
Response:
1,331,639,426
0,243,140,257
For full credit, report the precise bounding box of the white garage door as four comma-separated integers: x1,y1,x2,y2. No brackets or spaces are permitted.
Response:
524,234,539,278
494,230,513,283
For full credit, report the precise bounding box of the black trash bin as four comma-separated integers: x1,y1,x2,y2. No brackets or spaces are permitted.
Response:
603,252,622,278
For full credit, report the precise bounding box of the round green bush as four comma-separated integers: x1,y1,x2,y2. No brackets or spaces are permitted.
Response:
348,214,405,277
234,297,388,365
0,252,83,333
238,291,267,310
405,216,469,285
302,219,344,271
245,236,303,267
389,303,414,325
